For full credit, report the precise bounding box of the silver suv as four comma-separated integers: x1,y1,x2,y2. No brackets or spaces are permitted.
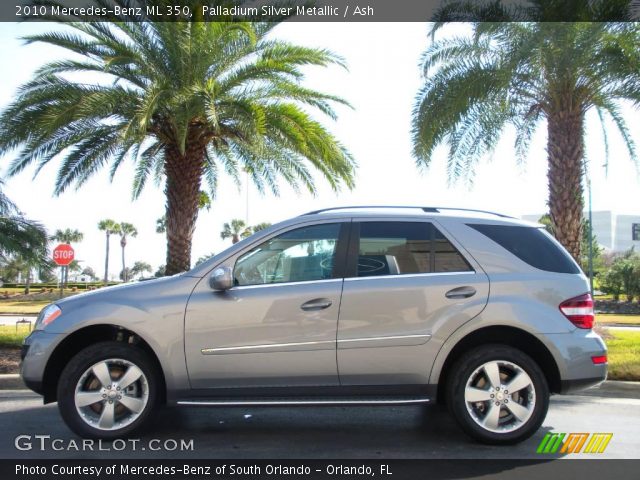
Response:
21,206,607,444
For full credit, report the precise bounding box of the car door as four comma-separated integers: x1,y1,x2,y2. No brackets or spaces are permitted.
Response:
184,221,349,389
337,219,489,386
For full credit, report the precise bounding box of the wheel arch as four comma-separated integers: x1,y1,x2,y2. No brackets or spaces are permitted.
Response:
433,325,561,404
41,324,167,405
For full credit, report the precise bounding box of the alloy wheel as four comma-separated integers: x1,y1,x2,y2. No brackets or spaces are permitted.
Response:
74,358,149,431
464,360,536,433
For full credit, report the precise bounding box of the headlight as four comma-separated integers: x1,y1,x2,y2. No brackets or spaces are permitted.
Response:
34,304,62,330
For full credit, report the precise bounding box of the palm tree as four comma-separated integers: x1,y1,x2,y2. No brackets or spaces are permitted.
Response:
51,228,84,245
117,223,138,282
130,261,153,279
81,266,97,281
252,222,272,233
195,252,216,267
51,228,84,286
413,3,640,261
156,191,211,234
97,219,119,285
221,219,252,244
1,256,27,283
0,2,355,275
0,181,48,264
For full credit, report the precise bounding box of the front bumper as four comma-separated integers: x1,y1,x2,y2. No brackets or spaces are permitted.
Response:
20,330,64,397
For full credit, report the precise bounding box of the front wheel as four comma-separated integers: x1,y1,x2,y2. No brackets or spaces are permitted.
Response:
446,344,549,445
57,341,159,439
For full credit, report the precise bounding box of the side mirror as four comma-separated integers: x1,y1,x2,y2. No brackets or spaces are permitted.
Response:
209,266,233,291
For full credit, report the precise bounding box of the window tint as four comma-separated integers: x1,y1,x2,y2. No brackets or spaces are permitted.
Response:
234,223,340,286
469,224,580,274
356,222,472,277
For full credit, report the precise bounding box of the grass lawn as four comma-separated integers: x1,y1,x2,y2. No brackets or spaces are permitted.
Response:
0,301,50,314
0,290,83,314
594,294,633,302
606,330,640,381
596,314,640,326
0,325,31,348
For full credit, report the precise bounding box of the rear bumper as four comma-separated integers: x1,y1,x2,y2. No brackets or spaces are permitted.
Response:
560,376,606,394
542,329,607,394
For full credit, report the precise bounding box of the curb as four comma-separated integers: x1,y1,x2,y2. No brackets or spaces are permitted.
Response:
579,380,640,399
0,374,25,390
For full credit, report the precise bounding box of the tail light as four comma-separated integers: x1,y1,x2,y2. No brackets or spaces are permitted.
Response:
559,293,594,329
591,355,607,364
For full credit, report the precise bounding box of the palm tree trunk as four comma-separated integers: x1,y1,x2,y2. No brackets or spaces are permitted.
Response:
24,269,31,295
164,140,205,275
546,105,584,263
104,233,110,285
121,242,126,282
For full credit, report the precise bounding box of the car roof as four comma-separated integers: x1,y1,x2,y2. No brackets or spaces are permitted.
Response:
187,205,542,277
297,206,541,227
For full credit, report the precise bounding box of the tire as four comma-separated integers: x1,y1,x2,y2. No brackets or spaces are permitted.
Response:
57,341,159,439
446,344,549,445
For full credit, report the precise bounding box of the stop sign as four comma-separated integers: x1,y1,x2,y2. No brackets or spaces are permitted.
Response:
53,244,75,266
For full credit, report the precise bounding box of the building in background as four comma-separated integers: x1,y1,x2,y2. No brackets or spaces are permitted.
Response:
522,211,640,253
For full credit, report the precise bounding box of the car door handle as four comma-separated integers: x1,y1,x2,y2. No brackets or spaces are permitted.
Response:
300,298,333,311
445,286,477,299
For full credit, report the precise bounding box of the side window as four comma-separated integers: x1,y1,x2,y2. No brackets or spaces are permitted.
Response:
234,223,341,286
468,223,580,274
356,222,472,277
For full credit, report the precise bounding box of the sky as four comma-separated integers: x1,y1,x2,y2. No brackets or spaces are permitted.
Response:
0,21,639,279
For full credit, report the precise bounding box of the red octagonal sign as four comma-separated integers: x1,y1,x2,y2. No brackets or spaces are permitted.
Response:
53,244,75,266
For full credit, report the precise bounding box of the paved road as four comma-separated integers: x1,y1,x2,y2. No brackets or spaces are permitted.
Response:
0,388,637,460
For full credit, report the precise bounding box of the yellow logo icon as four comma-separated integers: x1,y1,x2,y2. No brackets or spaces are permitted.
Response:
537,432,613,454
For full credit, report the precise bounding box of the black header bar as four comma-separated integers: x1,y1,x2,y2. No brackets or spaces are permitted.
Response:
6,0,640,23
4,459,640,480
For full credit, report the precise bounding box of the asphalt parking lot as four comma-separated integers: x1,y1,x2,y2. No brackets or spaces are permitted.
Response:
0,382,638,460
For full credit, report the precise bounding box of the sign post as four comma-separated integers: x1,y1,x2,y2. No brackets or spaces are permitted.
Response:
53,244,75,298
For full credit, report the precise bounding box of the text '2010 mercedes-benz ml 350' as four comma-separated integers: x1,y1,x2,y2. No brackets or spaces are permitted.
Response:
21,206,607,444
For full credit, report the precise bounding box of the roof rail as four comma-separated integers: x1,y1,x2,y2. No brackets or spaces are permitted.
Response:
301,205,514,219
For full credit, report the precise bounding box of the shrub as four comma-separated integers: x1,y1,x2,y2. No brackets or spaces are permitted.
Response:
600,251,640,302
600,267,624,300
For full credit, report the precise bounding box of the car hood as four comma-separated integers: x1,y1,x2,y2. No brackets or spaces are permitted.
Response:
54,274,197,310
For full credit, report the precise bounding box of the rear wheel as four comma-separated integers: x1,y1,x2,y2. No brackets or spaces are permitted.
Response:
57,341,158,439
446,344,549,444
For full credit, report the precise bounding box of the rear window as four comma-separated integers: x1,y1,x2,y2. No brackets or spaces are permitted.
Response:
468,224,580,274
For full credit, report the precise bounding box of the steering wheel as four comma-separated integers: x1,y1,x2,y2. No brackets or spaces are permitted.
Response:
319,256,335,277
237,266,263,285
357,257,386,274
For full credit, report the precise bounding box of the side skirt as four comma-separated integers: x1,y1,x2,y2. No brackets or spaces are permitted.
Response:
176,396,431,407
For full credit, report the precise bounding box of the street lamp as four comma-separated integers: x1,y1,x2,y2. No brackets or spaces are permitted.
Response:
587,177,594,297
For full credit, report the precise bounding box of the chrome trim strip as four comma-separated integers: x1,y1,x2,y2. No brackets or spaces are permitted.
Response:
338,334,431,344
201,339,334,355
337,334,431,349
232,278,341,290
344,271,475,282
177,398,430,406
202,334,432,355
